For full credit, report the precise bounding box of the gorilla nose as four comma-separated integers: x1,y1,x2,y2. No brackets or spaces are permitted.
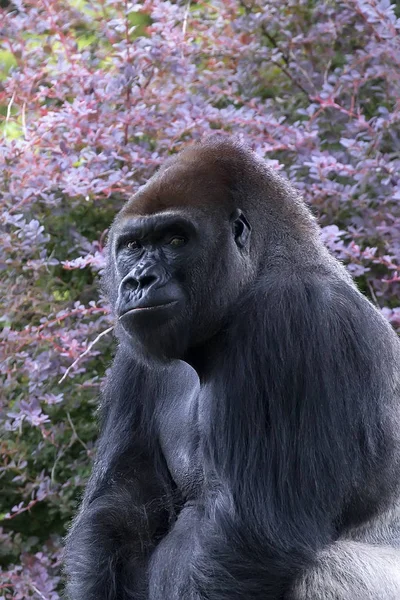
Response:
123,272,158,292
121,264,169,294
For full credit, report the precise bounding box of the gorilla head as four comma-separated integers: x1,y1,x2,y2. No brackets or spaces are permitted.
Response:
105,138,322,360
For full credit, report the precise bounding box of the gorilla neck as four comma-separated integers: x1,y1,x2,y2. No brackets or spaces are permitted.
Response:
183,322,236,381
182,293,256,378
184,344,213,378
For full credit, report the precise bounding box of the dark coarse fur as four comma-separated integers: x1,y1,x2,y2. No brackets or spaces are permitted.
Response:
64,137,400,600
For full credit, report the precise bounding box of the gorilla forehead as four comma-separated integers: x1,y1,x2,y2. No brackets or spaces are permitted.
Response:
118,137,308,229
120,161,234,220
109,138,324,278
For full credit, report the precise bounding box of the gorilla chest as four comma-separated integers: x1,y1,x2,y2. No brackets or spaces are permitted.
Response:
158,384,206,500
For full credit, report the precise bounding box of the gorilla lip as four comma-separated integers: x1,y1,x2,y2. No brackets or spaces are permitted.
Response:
119,301,178,318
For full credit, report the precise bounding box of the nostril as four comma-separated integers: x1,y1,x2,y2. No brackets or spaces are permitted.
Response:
123,274,158,292
138,274,157,289
124,277,139,292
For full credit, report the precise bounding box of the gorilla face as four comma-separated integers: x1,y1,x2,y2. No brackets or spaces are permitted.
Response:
111,208,251,360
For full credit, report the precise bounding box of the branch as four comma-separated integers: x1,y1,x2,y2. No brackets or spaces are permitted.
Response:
58,326,114,384
5,90,15,126
238,0,311,98
182,0,191,36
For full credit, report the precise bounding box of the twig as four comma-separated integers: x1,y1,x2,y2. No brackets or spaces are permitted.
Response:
67,411,89,452
22,101,27,138
270,59,310,97
367,280,379,308
263,30,289,65
29,584,48,600
5,91,16,126
263,30,312,98
58,326,113,384
238,0,312,98
182,0,191,35
50,447,66,485
5,498,39,520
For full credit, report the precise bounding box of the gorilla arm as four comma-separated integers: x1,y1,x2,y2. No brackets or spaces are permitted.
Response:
64,353,199,600
148,362,204,600
289,537,400,600
188,275,400,600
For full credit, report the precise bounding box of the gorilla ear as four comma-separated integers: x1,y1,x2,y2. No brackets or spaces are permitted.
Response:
230,209,251,249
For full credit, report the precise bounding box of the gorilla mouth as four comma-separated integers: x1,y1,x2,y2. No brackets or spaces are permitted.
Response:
119,301,179,318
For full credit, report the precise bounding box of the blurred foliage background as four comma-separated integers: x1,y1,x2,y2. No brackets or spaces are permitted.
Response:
1,0,400,597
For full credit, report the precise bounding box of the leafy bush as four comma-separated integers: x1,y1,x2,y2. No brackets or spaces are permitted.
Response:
1,0,400,596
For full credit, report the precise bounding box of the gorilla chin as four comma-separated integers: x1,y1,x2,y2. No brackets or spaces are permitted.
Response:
118,301,189,362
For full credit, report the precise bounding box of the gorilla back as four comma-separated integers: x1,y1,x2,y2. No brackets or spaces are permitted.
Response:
65,138,400,600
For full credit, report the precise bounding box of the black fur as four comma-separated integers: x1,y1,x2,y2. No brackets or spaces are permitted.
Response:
65,138,400,600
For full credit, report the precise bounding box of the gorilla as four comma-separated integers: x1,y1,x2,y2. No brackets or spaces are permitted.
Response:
65,137,400,600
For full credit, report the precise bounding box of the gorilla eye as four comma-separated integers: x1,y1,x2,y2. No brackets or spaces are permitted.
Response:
168,236,187,248
126,240,141,250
